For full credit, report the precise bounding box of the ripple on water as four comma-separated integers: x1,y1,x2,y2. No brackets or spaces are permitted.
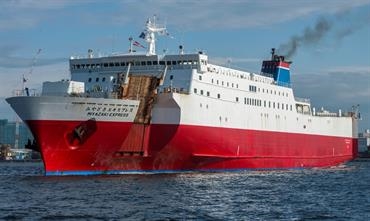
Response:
0,160,370,220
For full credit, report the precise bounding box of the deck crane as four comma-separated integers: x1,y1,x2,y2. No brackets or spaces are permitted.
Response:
14,49,42,149
22,48,42,96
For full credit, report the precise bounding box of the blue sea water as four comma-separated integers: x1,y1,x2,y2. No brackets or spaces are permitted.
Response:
0,160,369,220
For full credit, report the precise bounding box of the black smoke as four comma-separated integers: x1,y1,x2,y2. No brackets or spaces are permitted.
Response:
278,17,331,58
278,10,370,59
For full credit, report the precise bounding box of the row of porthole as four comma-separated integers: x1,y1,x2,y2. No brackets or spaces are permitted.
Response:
194,87,293,111
200,74,289,97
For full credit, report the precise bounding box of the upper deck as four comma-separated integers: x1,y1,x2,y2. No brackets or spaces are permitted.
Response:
69,53,206,75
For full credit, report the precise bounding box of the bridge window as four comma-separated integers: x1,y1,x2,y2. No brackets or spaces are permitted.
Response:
96,77,99,82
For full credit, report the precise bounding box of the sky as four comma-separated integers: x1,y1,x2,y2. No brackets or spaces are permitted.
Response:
0,0,369,132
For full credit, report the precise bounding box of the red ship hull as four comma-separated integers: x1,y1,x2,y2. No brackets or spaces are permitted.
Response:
26,120,357,175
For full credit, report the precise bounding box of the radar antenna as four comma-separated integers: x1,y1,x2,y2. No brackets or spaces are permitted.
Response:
140,15,167,55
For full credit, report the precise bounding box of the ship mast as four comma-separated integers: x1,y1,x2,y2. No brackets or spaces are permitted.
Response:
143,15,166,55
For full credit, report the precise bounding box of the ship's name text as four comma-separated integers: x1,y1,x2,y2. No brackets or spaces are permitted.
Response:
84,104,135,118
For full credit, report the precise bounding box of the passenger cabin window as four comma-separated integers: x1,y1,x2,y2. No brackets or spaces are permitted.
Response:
249,85,257,92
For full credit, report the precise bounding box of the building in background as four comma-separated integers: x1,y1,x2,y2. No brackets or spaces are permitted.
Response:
358,129,370,157
0,119,40,160
0,144,33,160
0,119,34,149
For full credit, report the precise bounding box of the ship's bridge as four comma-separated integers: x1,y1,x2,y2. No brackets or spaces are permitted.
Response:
295,97,311,115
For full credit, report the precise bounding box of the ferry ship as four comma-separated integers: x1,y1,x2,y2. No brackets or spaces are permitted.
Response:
6,17,358,175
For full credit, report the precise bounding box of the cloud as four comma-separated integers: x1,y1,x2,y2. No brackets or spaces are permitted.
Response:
278,8,370,58
0,45,67,68
292,66,370,131
1,0,370,31
209,57,261,67
117,0,370,30
293,66,370,103
0,0,81,30
0,62,69,97
0,56,67,69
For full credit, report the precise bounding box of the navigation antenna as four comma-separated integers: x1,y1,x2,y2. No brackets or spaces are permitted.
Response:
140,15,167,55
22,48,42,95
